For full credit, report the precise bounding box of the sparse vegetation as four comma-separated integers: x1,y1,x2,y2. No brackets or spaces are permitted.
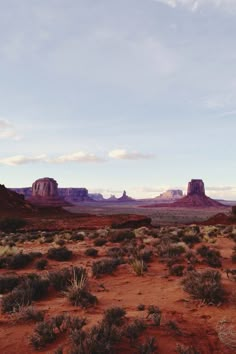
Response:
35,259,48,270
0,217,27,232
85,247,98,257
182,270,225,304
47,246,72,261
92,258,120,277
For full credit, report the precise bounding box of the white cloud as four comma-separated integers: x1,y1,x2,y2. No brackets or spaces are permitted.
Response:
153,0,236,11
0,119,20,140
54,152,104,163
0,154,47,166
108,149,154,160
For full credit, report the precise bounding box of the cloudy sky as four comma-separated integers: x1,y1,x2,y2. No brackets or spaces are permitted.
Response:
1,0,236,199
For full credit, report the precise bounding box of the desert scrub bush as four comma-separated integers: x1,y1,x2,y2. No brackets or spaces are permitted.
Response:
147,305,162,326
47,246,72,261
124,318,147,345
130,258,147,276
85,247,98,257
1,274,49,313
35,259,48,270
0,273,20,293
55,238,66,246
166,320,182,335
49,267,86,291
109,230,135,243
30,320,56,349
182,234,201,246
64,268,97,308
92,258,120,277
182,270,225,305
157,242,185,258
197,246,222,268
217,319,236,349
176,344,201,354
0,245,19,258
137,304,145,311
16,306,45,322
71,232,85,241
84,320,121,354
30,314,69,349
6,252,33,269
107,247,126,258
103,307,126,326
169,264,185,276
231,249,236,263
48,267,72,291
94,238,107,247
0,217,27,232
137,337,157,354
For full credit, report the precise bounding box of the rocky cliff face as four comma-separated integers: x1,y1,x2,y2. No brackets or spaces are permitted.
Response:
0,184,35,215
58,188,92,202
187,179,205,196
32,178,58,198
29,178,66,206
12,185,94,203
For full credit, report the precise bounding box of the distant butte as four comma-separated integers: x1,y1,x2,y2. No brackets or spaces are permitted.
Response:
146,179,223,208
117,190,134,202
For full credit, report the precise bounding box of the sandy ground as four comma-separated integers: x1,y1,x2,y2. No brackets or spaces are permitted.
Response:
1,223,236,354
65,202,231,225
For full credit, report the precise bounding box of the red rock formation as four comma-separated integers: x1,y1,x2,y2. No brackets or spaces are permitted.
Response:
0,184,35,216
29,178,67,206
145,179,223,208
117,190,134,202
187,179,205,196
32,177,58,198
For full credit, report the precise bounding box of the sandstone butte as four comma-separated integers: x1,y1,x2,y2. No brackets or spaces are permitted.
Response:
146,179,224,208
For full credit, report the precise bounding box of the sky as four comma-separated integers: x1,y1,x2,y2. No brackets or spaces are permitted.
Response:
1,0,236,199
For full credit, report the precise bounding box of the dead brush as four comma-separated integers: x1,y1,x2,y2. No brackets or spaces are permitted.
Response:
64,267,97,307
130,257,146,276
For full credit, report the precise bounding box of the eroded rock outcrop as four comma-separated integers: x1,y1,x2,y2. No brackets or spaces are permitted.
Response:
32,178,58,198
117,190,134,202
29,178,66,206
171,179,223,207
187,179,205,196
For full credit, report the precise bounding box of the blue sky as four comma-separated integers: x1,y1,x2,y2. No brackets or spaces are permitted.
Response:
1,0,236,199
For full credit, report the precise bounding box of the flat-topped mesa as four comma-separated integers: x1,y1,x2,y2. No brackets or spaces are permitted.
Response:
32,177,58,198
187,179,205,196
